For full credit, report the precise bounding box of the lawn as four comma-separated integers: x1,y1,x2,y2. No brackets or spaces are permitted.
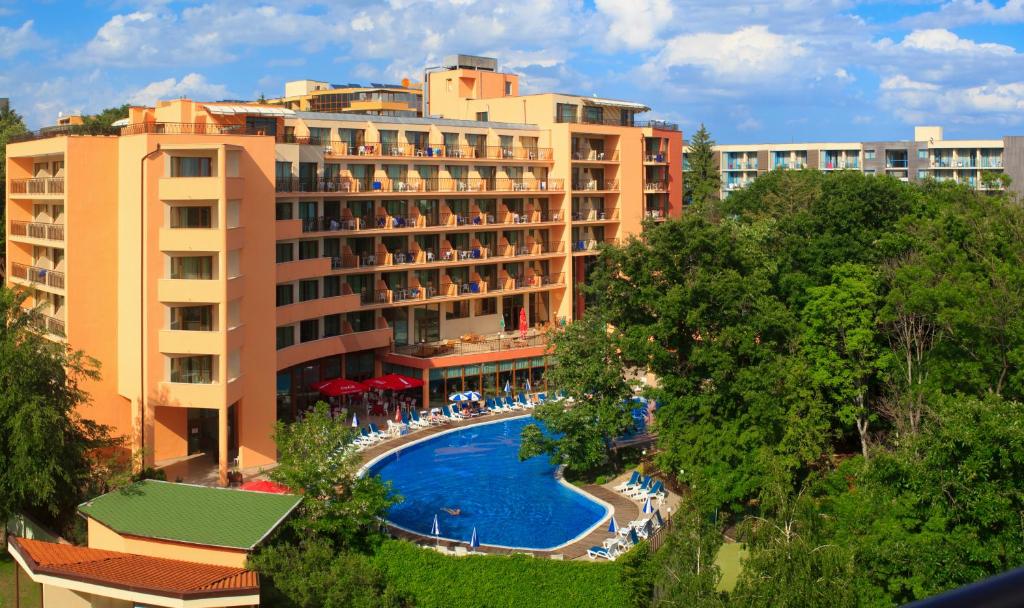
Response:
714,542,748,593
0,552,41,608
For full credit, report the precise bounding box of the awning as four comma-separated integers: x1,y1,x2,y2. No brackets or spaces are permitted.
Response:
202,104,295,117
239,480,291,495
584,97,651,112
365,373,424,391
311,377,368,397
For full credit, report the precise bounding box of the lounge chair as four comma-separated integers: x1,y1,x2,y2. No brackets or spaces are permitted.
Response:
367,423,388,440
359,428,381,444
653,510,666,529
643,480,666,501
517,392,530,406
486,398,501,413
614,471,641,493
536,392,547,404
445,405,464,421
587,544,617,560
504,396,521,410
407,410,427,429
626,476,652,498
386,420,406,437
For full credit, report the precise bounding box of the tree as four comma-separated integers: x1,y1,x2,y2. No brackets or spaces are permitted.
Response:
651,496,726,607
250,402,403,607
0,286,114,534
1,105,28,247
80,104,129,133
685,123,721,207
801,263,883,459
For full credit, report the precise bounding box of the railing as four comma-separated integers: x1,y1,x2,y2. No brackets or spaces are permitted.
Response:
573,149,619,162
572,238,618,252
644,180,667,191
724,162,758,171
31,314,66,338
8,178,64,195
646,209,668,220
555,114,641,127
394,331,550,358
276,176,564,194
9,221,65,241
572,180,619,191
980,159,1003,168
169,369,214,384
635,120,680,131
885,159,909,168
572,208,618,221
10,263,65,289
644,153,667,163
9,121,272,143
288,138,553,161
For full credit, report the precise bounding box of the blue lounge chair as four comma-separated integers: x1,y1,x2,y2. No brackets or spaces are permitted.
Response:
654,510,665,528
360,428,380,443
587,545,615,560
626,476,652,497
536,392,547,404
367,423,387,440
445,405,464,421
614,471,641,493
517,392,530,406
502,396,518,410
645,480,666,501
486,398,501,412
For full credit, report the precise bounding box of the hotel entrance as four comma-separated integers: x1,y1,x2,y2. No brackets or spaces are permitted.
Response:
187,406,237,464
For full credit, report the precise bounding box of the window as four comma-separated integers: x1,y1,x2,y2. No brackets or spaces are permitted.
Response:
276,326,295,350
300,319,319,342
276,243,294,263
476,111,488,122
584,106,603,124
864,149,876,160
275,202,293,220
556,103,577,123
323,314,342,337
171,157,212,177
276,161,292,179
308,127,330,145
170,256,213,280
170,305,213,331
323,276,341,298
447,301,470,320
917,169,929,179
170,206,212,228
918,149,928,159
505,81,512,96
476,297,497,316
170,355,213,383
276,284,294,307
298,240,319,260
299,279,319,302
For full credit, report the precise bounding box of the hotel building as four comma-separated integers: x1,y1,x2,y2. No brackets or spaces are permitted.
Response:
4,55,682,484
266,79,423,117
686,126,1024,199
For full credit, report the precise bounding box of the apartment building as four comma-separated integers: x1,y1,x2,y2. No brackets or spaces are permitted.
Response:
4,55,682,485
266,79,423,117
685,126,1024,199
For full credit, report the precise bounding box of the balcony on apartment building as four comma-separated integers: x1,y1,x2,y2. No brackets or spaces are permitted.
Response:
572,148,620,162
645,208,668,220
393,329,550,359
8,177,65,196
10,262,65,290
723,159,758,171
571,179,619,192
644,152,668,164
571,208,619,222
275,176,563,195
8,220,65,242
362,273,565,308
298,208,562,234
281,136,554,162
644,180,668,192
572,238,618,253
30,313,66,338
329,240,566,272
820,154,860,170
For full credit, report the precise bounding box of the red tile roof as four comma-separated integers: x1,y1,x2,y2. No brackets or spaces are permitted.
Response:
9,536,258,599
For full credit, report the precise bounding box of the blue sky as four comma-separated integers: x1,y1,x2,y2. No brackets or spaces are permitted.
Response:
2,0,1024,143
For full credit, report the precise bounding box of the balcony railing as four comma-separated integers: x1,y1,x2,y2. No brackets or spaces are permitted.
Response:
394,330,550,358
367,273,564,307
276,177,564,195
572,179,619,191
572,149,619,162
9,121,273,144
30,314,66,338
9,221,65,241
635,120,680,131
644,180,668,192
555,114,641,127
282,138,553,161
572,238,618,252
572,208,619,221
885,159,909,168
10,263,65,289
646,209,668,220
328,241,564,272
9,178,64,195
644,153,667,163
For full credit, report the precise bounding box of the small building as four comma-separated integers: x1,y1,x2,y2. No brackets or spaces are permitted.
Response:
7,479,301,607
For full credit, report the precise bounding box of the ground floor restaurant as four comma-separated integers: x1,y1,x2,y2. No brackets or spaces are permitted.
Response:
276,350,553,423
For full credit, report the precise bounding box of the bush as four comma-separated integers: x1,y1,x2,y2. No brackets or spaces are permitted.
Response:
375,540,635,608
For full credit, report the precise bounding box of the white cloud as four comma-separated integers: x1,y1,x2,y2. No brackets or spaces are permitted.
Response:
834,68,854,82
883,28,1016,56
902,0,1024,28
880,73,1024,123
127,73,231,106
649,26,808,82
594,0,674,50
0,20,48,59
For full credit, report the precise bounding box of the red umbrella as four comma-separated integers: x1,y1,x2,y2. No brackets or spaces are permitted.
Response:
239,480,291,494
312,377,369,397
519,307,528,339
365,373,424,391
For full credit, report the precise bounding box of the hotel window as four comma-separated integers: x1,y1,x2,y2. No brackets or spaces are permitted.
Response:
170,256,213,280
864,150,876,160
298,240,319,260
505,81,512,96
323,314,342,337
276,326,295,350
170,206,212,228
170,305,213,331
917,169,929,179
276,243,294,263
556,103,577,123
171,157,212,177
276,284,294,307
276,161,292,181
308,127,330,145
918,149,928,159
170,355,213,384
584,106,603,124
323,276,341,298
300,319,319,342
299,279,319,302
447,301,470,320
476,111,488,122
476,297,497,316
275,202,293,220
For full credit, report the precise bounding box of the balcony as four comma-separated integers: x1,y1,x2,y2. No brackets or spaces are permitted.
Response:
572,238,618,253
723,162,758,172
9,221,64,242
31,314,66,338
159,176,222,200
644,153,667,163
276,324,393,371
393,330,550,358
885,159,909,169
10,263,65,289
8,178,64,196
635,120,680,131
276,177,564,195
282,138,553,162
572,208,619,222
299,209,562,234
328,241,565,273
572,179,619,192
644,180,668,192
572,149,619,162
555,114,642,127
362,273,565,309
645,209,668,221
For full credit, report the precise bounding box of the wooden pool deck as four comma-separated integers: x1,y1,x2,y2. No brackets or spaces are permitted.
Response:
357,411,671,560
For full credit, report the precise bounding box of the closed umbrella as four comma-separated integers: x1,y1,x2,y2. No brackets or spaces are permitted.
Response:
519,307,528,339
470,527,480,550
432,514,441,546
607,515,619,534
351,413,359,429
642,496,654,515
504,380,511,394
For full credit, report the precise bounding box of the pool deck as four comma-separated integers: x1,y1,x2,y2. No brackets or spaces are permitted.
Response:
357,410,675,560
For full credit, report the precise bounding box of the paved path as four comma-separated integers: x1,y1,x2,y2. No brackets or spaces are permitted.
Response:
356,411,651,560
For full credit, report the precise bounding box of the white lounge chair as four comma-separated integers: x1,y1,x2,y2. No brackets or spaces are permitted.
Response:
614,471,641,493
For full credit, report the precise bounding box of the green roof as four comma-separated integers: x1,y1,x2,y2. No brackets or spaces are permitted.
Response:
79,480,301,550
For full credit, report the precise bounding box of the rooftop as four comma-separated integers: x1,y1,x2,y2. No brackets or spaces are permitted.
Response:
78,480,301,550
8,536,258,600
294,110,542,130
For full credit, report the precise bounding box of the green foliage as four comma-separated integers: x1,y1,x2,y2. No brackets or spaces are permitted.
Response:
0,105,28,244
685,123,720,206
81,104,129,131
375,540,632,608
0,286,115,534
651,498,726,607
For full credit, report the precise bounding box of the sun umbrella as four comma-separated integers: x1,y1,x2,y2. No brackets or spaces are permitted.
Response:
452,391,481,402
394,407,402,422
525,378,531,392
351,413,359,428
504,380,511,394
519,307,528,339
239,480,291,494
432,514,441,546
642,496,654,515
312,377,369,397
608,516,619,534
470,527,480,550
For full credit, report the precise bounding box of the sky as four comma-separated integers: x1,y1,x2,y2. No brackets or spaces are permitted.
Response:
2,0,1024,143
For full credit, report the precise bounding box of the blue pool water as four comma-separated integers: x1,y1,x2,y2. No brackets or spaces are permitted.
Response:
366,416,608,549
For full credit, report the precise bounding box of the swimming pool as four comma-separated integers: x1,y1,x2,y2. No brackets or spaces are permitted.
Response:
365,416,609,550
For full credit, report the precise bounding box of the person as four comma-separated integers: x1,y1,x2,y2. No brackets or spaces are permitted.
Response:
442,507,461,516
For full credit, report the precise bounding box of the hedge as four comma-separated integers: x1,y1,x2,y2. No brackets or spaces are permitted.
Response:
375,540,637,608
